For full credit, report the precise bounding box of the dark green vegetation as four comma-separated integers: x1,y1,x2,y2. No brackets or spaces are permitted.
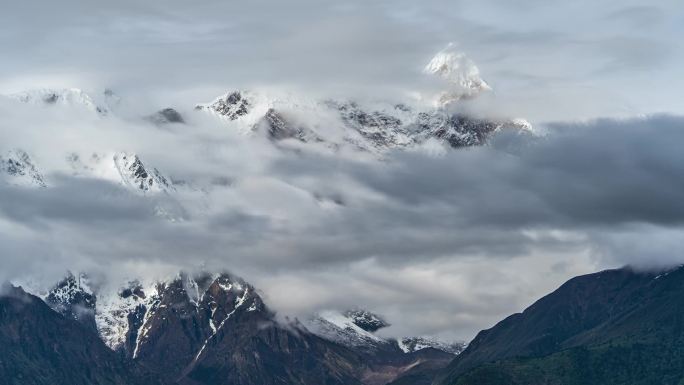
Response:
439,266,684,385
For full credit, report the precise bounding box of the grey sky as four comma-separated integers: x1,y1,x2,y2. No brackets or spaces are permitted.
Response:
2,0,683,119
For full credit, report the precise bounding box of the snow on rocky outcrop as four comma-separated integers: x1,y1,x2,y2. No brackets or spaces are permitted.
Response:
0,149,46,187
67,152,174,194
95,280,159,353
195,90,255,122
112,153,173,193
44,272,98,331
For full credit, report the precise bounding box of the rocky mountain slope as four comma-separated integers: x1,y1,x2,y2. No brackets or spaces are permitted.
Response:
310,309,465,357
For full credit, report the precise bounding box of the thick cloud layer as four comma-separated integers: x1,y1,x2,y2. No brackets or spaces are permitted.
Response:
1,99,683,339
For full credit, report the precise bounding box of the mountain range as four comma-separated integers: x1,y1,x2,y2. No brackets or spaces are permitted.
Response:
6,264,684,384
5,270,464,385
0,43,532,197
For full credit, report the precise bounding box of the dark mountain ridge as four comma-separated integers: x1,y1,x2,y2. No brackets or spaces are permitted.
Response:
0,284,162,385
437,265,684,385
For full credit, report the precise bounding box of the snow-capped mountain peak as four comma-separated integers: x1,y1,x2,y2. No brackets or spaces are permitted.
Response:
424,43,491,104
112,152,172,194
44,272,98,331
195,90,255,121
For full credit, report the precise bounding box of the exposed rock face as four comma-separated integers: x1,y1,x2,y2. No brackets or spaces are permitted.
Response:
149,108,185,124
195,91,251,120
344,309,390,333
256,108,317,142
334,101,414,148
416,112,501,148
44,272,97,332
182,313,365,385
113,152,172,193
129,273,261,380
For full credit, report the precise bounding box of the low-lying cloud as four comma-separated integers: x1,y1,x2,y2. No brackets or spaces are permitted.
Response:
1,99,683,339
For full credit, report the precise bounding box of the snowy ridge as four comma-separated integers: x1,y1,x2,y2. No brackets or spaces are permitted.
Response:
196,90,531,152
310,310,387,351
398,336,467,355
1,43,532,197
1,148,175,195
10,88,108,115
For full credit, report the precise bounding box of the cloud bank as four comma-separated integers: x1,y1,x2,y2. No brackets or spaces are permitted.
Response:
1,89,682,339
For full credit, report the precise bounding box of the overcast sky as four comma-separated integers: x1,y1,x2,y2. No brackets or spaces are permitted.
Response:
3,0,683,119
1,0,683,341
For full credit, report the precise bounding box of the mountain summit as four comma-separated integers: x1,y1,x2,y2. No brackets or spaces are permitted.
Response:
424,43,492,104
